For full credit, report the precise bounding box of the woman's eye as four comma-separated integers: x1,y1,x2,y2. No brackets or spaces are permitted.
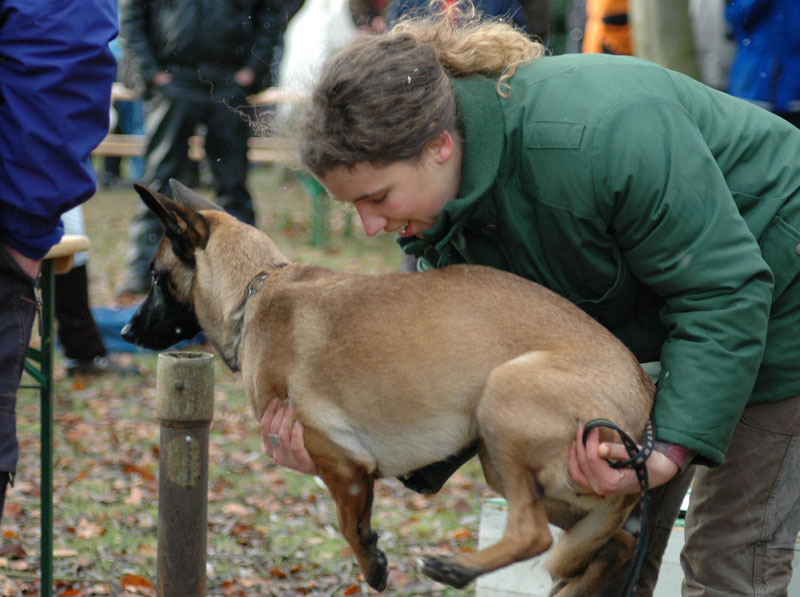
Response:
371,194,387,204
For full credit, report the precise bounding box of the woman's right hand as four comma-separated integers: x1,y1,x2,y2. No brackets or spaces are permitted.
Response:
261,399,318,475
151,71,172,87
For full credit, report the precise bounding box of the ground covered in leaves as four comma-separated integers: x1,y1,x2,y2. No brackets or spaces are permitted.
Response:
1,167,497,596
4,352,494,596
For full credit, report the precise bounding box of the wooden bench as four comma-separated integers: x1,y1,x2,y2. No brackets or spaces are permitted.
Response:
98,84,304,165
92,133,299,165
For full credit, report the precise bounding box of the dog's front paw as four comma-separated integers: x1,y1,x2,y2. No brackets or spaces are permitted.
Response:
366,549,388,592
421,556,478,589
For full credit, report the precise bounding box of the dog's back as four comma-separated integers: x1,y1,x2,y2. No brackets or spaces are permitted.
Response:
242,263,652,478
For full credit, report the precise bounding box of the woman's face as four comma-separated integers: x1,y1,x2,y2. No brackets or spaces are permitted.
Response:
318,131,462,238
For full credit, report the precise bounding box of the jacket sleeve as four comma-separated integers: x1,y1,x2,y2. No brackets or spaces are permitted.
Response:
591,95,774,466
119,0,161,83
725,0,772,31
246,0,289,90
0,0,118,259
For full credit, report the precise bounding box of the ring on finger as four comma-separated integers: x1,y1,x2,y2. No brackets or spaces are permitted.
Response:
268,433,280,447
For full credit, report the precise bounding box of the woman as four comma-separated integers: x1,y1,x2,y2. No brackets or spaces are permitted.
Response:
263,3,800,594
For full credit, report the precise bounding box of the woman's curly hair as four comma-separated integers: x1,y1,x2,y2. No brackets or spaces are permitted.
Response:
299,0,544,176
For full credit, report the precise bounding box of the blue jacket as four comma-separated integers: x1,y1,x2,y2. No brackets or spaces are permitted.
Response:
726,0,800,113
0,0,118,259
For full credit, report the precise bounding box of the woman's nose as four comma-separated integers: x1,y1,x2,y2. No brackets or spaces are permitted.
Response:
355,204,385,237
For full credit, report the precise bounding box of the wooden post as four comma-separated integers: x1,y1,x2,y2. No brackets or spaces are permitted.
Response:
156,352,214,596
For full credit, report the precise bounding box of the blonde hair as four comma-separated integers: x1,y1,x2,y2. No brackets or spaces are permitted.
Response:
394,1,545,96
300,0,545,176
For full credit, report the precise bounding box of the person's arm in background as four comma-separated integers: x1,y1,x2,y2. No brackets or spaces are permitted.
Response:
119,0,162,86
0,0,118,267
238,0,290,92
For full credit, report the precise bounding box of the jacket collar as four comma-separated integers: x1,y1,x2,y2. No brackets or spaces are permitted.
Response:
398,75,504,265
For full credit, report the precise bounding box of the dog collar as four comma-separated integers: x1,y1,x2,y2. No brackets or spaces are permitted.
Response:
225,265,287,371
246,272,270,298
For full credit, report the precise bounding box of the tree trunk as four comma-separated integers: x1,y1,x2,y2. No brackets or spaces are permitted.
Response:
629,0,700,79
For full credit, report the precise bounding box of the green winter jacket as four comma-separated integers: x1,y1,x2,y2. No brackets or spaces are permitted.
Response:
400,53,800,467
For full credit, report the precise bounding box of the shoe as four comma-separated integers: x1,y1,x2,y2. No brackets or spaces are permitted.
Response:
114,274,151,298
65,355,140,377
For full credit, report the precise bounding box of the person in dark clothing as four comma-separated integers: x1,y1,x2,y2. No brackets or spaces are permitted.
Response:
55,207,139,377
115,0,288,297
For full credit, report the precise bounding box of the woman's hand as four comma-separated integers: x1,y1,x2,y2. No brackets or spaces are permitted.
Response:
261,399,318,475
151,71,172,87
568,424,679,495
4,244,41,279
233,67,256,88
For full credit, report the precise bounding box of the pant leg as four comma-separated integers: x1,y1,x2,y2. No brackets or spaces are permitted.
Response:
54,264,106,360
595,466,695,596
203,84,255,226
0,245,38,520
125,81,200,279
682,394,800,597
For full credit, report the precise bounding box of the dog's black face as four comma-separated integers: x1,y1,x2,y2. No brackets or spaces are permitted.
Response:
121,258,202,351
121,180,219,351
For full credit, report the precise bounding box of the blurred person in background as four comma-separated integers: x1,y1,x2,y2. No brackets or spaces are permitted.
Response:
115,0,288,298
726,0,800,128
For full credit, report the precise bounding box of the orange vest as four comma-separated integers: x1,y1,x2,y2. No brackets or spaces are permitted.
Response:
582,0,632,55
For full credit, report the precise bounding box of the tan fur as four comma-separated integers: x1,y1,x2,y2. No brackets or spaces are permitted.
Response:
134,184,654,594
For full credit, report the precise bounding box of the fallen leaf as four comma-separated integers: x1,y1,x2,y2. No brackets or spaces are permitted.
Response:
76,517,106,539
124,486,146,505
222,502,251,517
268,567,286,579
0,542,24,559
123,463,155,483
119,574,154,596
451,528,473,541
1,503,22,519
3,580,20,597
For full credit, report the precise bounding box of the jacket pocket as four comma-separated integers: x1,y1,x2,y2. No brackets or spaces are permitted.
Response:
759,215,800,302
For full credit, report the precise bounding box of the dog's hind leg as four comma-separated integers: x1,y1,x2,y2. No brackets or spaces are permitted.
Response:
305,433,388,592
545,494,638,595
549,528,636,597
422,359,561,588
422,445,553,588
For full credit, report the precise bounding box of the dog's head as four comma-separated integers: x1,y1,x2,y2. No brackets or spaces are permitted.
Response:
120,179,218,350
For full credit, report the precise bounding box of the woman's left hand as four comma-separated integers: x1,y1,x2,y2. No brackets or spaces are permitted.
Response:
568,424,679,495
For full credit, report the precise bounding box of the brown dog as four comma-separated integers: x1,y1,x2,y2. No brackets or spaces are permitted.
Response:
122,180,654,595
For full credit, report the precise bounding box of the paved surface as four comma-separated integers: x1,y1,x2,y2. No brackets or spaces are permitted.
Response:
475,498,800,596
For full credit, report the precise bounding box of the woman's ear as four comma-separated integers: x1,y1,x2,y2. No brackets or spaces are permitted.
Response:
427,130,456,163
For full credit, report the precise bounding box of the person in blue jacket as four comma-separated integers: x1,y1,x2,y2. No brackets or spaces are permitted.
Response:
0,0,118,520
726,0,800,127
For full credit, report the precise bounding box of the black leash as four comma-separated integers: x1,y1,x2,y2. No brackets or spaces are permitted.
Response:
582,418,655,597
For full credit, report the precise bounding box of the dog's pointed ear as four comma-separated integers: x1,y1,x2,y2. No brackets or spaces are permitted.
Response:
133,183,210,261
169,178,225,213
